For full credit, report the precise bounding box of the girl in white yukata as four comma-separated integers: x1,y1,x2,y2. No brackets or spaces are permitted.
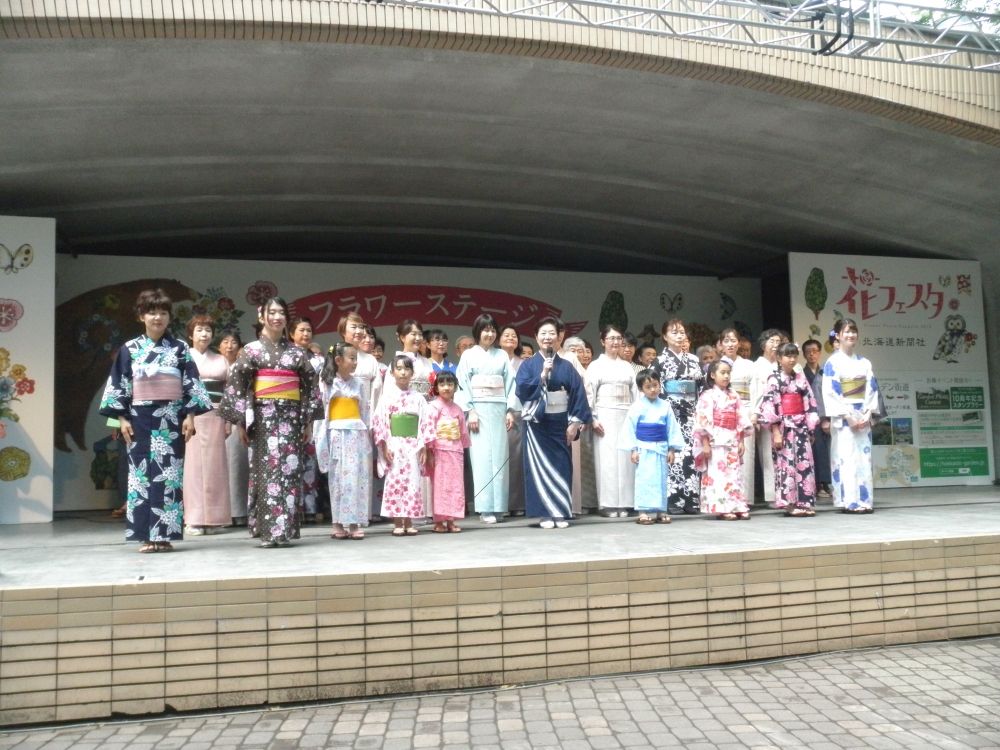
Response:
587,325,638,517
373,355,435,535
822,318,880,514
456,314,518,524
619,369,684,525
316,343,371,540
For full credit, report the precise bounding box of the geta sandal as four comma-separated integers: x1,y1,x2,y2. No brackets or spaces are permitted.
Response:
138,542,157,553
155,542,174,552
392,528,406,537
432,524,449,533
718,514,738,521
637,514,655,525
332,530,350,539
350,530,365,540
656,514,671,524
449,525,462,533
405,527,419,535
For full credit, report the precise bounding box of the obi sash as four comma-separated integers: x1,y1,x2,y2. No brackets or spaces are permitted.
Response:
133,370,183,402
201,378,225,406
390,413,418,438
546,389,569,414
435,417,461,442
840,377,866,402
780,394,806,416
254,370,300,401
636,422,667,442
596,382,632,407
713,407,738,430
664,380,696,401
731,377,751,402
471,374,505,400
329,397,360,421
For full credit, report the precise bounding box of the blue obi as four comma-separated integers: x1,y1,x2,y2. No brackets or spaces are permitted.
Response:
636,422,668,442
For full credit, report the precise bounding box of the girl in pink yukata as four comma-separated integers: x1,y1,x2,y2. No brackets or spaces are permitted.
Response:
426,371,472,533
373,355,434,536
757,342,821,517
693,359,753,520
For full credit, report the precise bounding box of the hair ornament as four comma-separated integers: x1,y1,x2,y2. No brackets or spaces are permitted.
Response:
830,330,837,338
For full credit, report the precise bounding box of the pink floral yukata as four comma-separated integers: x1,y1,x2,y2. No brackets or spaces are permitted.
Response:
757,370,820,509
693,386,752,516
427,397,472,521
373,388,435,519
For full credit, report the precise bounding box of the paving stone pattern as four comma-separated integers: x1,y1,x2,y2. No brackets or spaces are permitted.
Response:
2,639,999,750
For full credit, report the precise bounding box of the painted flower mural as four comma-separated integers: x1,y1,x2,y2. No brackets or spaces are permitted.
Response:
246,281,278,308
0,446,31,481
0,348,35,434
169,286,245,345
0,298,24,333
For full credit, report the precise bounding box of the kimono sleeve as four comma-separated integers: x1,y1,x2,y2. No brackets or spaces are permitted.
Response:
315,380,332,474
618,402,641,453
502,356,519,412
372,396,392,448
299,353,323,424
756,373,782,426
358,378,372,429
515,356,544,406
665,404,685,451
691,391,715,447
567,363,593,425
179,341,213,419
455,350,474,412
734,392,753,437
416,396,435,449
864,361,881,415
98,344,134,419
821,358,847,418
218,348,255,426
801,374,820,431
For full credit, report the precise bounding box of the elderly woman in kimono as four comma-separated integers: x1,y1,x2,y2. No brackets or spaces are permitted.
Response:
182,314,231,535
586,325,638,517
515,317,592,529
822,318,880,513
99,289,212,553
456,314,518,524
218,297,322,548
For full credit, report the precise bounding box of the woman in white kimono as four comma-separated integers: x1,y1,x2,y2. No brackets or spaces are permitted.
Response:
381,319,435,517
499,324,526,516
719,328,757,505
561,336,597,514
752,329,783,506
586,325,638,517
822,318,879,513
456,314,518,524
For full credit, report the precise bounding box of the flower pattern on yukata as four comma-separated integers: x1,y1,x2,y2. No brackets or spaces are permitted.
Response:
758,370,820,508
651,348,704,512
372,389,435,519
693,387,752,515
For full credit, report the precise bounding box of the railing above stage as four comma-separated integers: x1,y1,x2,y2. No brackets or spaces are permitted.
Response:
388,0,1000,72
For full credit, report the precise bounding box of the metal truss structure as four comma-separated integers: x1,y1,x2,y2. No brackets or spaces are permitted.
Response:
392,0,1000,72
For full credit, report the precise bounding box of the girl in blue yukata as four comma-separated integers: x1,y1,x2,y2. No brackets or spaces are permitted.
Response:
619,368,684,525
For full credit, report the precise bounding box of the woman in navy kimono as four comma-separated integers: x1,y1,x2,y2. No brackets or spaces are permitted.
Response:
515,317,592,529
99,289,212,552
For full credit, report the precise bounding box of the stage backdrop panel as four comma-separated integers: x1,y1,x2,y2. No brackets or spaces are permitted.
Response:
54,256,762,512
789,252,993,488
0,217,55,524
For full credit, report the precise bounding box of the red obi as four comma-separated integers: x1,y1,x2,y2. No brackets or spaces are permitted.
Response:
780,394,806,416
713,407,738,430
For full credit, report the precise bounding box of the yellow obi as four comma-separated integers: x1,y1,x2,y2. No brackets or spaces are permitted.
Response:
436,418,461,442
254,369,300,401
840,377,866,402
329,397,361,421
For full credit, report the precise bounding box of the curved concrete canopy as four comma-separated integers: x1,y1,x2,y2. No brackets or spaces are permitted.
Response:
1,38,998,276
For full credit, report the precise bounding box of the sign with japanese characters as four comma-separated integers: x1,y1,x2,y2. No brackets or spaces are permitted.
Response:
53,255,762,512
789,252,993,488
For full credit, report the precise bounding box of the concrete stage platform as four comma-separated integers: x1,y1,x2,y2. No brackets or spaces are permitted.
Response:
1,487,999,726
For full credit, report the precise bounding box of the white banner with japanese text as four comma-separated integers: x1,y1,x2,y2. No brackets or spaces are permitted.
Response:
789,252,993,488
54,255,762,511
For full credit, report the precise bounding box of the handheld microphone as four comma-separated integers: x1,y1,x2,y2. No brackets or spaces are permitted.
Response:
545,347,554,358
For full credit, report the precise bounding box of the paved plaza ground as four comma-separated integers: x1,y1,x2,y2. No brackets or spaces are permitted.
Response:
1,638,998,750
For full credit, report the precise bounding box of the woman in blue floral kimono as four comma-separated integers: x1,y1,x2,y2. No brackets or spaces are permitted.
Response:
218,297,322,547
99,289,212,552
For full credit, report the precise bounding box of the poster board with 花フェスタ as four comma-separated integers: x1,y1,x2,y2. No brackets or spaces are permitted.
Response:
0,216,55,523
53,255,762,512
789,252,993,488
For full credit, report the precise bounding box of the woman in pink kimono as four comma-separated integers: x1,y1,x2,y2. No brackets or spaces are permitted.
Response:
758,342,821,516
427,371,472,533
693,359,752,520
373,354,435,535
183,315,231,534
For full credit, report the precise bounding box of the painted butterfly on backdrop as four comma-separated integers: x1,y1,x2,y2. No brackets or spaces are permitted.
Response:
0,244,33,274
660,293,683,314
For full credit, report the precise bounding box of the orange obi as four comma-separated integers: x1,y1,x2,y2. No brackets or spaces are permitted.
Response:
436,418,461,442
254,369,300,401
329,397,360,421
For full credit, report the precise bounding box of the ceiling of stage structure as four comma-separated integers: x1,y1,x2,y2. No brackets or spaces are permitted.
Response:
1,39,998,277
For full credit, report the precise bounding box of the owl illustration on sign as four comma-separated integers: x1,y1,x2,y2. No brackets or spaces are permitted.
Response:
933,314,969,364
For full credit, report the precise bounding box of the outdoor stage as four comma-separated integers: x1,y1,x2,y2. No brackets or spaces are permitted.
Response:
1,487,999,726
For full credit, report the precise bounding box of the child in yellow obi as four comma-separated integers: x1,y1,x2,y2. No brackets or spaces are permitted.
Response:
426,371,472,533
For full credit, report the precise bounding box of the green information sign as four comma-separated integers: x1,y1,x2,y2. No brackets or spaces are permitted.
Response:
950,387,985,410
919,447,990,478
